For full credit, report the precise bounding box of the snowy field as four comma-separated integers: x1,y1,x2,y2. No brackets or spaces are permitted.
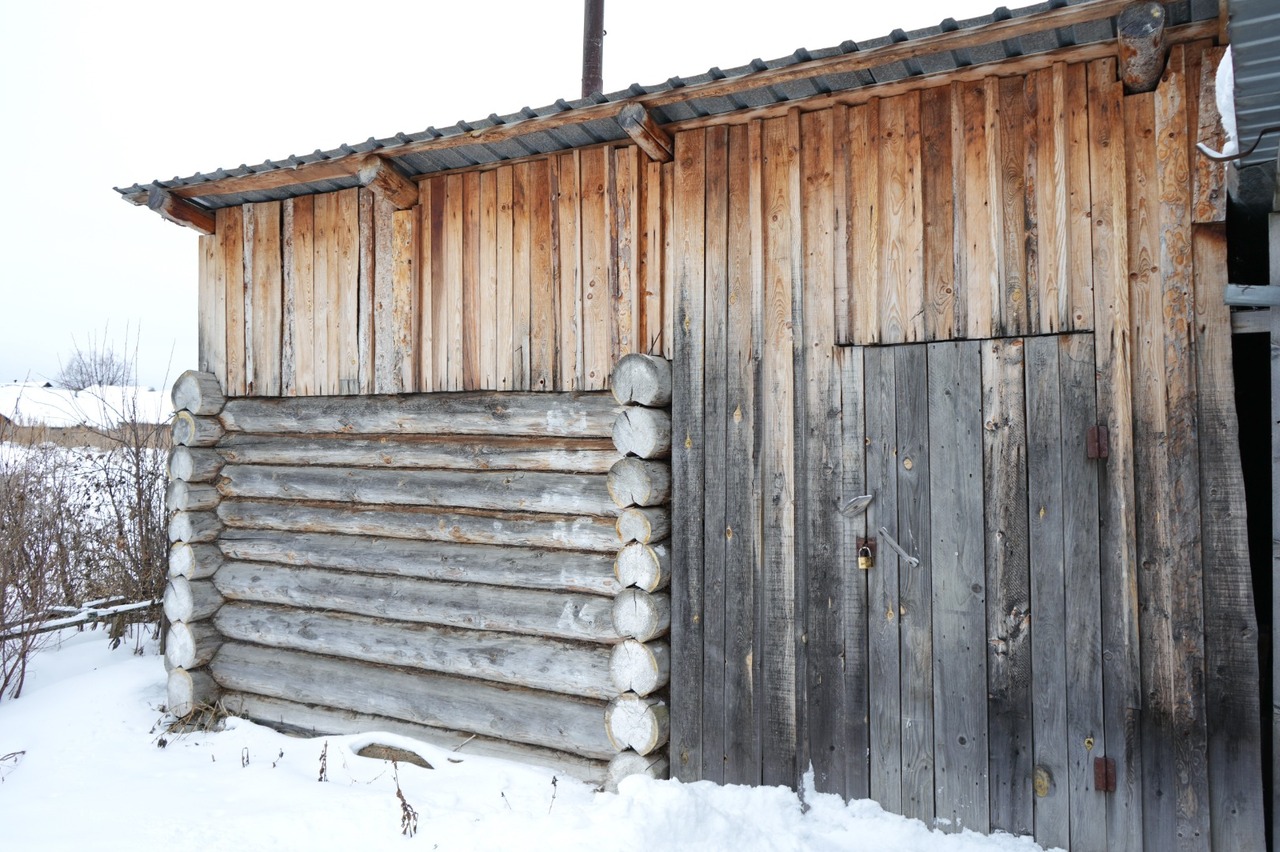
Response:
0,631,1056,852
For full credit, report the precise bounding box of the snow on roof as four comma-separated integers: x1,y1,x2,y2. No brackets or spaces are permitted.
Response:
0,382,171,429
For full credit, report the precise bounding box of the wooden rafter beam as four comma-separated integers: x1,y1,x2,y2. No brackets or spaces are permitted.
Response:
357,155,419,209
617,104,673,163
145,187,215,235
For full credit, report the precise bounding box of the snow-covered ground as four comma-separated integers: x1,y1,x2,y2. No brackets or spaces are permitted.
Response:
0,631,1056,852
0,383,170,429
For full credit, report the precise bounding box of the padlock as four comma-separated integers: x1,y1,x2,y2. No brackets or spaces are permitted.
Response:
858,546,874,570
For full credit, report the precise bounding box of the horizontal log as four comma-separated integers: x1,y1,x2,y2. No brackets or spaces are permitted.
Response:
169,541,224,580
357,154,419,210
218,464,618,517
216,529,620,595
168,510,222,544
218,392,619,438
218,499,622,552
1118,1,1167,94
167,666,218,717
163,576,222,623
219,692,608,784
610,639,670,696
167,480,221,512
604,693,669,756
171,370,227,416
1225,284,1280,307
216,432,621,473
610,353,672,407
211,642,619,759
605,749,669,791
215,602,615,699
607,458,672,507
169,446,224,483
165,620,223,669
613,542,670,592
172,411,224,447
612,589,670,642
213,561,618,643
616,507,671,544
612,407,672,459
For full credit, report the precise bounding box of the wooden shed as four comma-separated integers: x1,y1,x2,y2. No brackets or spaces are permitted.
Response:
122,1,1272,849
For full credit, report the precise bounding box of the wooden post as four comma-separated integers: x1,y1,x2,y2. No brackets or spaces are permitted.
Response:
1117,2,1167,94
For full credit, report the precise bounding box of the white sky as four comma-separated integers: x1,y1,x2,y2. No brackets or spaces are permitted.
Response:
0,0,1000,391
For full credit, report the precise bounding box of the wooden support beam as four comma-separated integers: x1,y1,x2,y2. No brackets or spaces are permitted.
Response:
1232,309,1271,335
1117,2,1168,94
357,155,420,210
618,104,674,163
1225,284,1280,307
146,187,215,235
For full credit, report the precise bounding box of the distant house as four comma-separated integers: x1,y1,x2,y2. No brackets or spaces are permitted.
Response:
123,1,1277,850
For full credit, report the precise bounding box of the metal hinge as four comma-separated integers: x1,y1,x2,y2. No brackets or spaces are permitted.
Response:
1086,425,1110,460
1094,756,1117,792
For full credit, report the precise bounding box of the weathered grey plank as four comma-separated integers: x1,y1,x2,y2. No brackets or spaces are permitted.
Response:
926,341,988,834
981,337,1033,837
864,345,902,813
211,642,617,759
218,464,618,517
217,499,621,552
221,691,609,784
216,433,621,473
894,345,933,825
218,391,618,437
838,347,870,800
213,561,617,643
669,127,707,782
215,529,619,595
1057,334,1107,852
1024,336,1069,850
214,602,615,699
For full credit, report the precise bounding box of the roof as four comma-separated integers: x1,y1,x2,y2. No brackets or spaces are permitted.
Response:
1228,0,1280,168
116,0,1220,215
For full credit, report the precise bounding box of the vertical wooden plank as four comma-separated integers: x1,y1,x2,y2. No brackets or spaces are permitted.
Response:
444,175,464,391
1058,333,1108,852
1271,211,1280,852
478,169,498,389
1087,57,1143,852
496,166,514,390
248,200,282,396
864,344,901,814
832,105,851,346
556,151,583,391
287,197,315,396
357,189,376,394
670,127,706,783
1024,336,1070,850
462,171,482,390
722,121,760,787
1191,47,1228,225
612,146,639,362
1065,62,1094,330
662,160,676,361
198,230,221,382
220,205,246,396
837,345,870,801
579,147,611,389
311,194,333,395
921,86,956,342
241,204,256,392
997,76,1029,336
760,114,797,789
1036,65,1068,335
878,92,924,344
959,80,999,340
510,163,531,390
415,182,433,392
279,202,296,396
798,108,842,795
701,125,730,786
528,159,555,391
1022,68,1043,332
372,194,395,393
848,100,880,345
334,188,360,394
639,158,665,355
894,344,933,825
982,337,1033,837
927,340,987,834
390,208,415,392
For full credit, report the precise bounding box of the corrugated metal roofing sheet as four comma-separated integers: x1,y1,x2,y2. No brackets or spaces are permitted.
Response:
1228,0,1280,168
116,0,1220,211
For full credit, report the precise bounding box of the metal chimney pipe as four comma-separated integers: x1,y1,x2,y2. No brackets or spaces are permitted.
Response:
582,0,605,98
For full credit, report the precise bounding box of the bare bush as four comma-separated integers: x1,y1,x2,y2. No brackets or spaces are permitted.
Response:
56,330,134,391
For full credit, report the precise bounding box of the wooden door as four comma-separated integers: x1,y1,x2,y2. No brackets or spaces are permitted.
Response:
849,334,1106,849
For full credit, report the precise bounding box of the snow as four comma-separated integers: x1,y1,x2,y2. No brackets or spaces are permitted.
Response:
0,383,170,429
0,632,1058,852
1215,47,1237,158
